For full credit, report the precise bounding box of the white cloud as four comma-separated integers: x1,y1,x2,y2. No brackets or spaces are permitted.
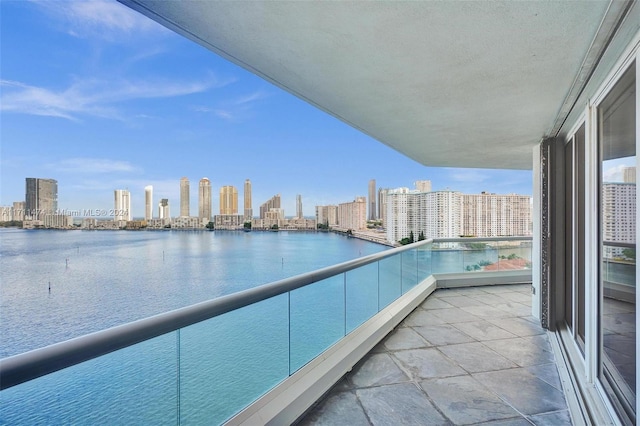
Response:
48,158,140,174
192,90,270,122
34,0,166,41
1,76,226,121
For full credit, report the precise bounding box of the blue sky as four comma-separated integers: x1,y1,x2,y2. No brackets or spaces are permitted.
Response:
1,0,533,218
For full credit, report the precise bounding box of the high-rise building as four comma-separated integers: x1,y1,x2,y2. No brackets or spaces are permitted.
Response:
414,180,432,192
386,189,462,243
220,185,238,214
114,189,132,222
378,188,389,227
316,205,338,227
25,178,58,220
368,179,376,220
158,198,170,221
199,178,212,221
602,183,636,258
623,166,636,183
337,197,367,231
13,201,25,221
180,177,190,217
461,192,532,237
144,186,153,220
244,179,253,220
260,194,281,219
296,194,303,219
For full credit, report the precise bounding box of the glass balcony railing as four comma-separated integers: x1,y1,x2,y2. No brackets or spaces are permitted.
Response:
0,237,532,425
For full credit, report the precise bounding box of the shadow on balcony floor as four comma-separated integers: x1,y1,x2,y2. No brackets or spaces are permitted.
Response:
300,284,572,425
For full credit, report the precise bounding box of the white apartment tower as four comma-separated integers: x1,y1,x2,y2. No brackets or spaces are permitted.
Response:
114,189,132,222
623,166,636,183
602,183,636,258
315,205,338,227
144,186,153,221
199,178,212,222
337,197,367,231
180,177,190,217
368,179,376,220
461,192,532,237
244,179,253,220
158,198,170,221
386,189,462,243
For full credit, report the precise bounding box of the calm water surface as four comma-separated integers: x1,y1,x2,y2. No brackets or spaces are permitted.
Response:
0,229,386,358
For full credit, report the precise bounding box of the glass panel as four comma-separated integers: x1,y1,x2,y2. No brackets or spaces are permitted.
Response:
401,249,418,292
565,137,574,331
345,263,378,333
179,295,288,424
598,62,636,421
0,333,177,424
576,124,586,349
416,242,433,281
290,275,345,373
379,254,402,309
431,242,463,273
495,241,531,271
464,241,498,272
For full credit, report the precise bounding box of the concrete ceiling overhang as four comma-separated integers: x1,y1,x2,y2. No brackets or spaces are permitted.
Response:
120,0,617,170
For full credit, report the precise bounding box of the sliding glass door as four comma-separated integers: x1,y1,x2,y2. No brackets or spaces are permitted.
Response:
598,61,636,424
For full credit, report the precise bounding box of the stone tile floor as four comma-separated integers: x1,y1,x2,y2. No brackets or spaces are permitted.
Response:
300,284,572,425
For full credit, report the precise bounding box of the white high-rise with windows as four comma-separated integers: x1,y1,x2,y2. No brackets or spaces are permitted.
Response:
337,197,367,231
386,189,462,243
114,189,132,222
296,194,303,219
144,186,153,221
462,192,532,237
199,178,212,222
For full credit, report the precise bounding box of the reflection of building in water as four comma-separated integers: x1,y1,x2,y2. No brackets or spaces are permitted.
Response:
602,181,636,258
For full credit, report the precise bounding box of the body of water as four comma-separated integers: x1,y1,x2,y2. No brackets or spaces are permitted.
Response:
0,229,385,358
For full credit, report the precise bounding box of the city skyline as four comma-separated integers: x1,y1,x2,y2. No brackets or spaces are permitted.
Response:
0,1,538,218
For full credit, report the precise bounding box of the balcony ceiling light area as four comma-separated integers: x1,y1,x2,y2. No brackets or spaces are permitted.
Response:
120,1,612,170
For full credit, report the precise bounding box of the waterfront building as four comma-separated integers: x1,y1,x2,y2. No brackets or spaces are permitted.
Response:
172,216,203,229
386,189,462,243
284,217,317,230
25,178,57,220
259,194,281,219
146,218,168,229
180,177,190,217
114,190,132,222
214,214,244,230
377,188,389,227
144,186,153,221
158,198,170,225
81,218,97,229
12,201,25,221
337,197,366,231
43,214,73,229
198,178,212,222
315,205,338,227
244,179,253,220
414,180,432,192
368,179,376,220
0,206,13,222
220,185,238,215
461,192,532,237
296,194,303,219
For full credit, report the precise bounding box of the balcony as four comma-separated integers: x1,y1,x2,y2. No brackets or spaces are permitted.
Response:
0,237,577,425
301,284,570,425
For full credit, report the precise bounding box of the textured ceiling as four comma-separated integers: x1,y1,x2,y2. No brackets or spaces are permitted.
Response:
120,1,612,170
